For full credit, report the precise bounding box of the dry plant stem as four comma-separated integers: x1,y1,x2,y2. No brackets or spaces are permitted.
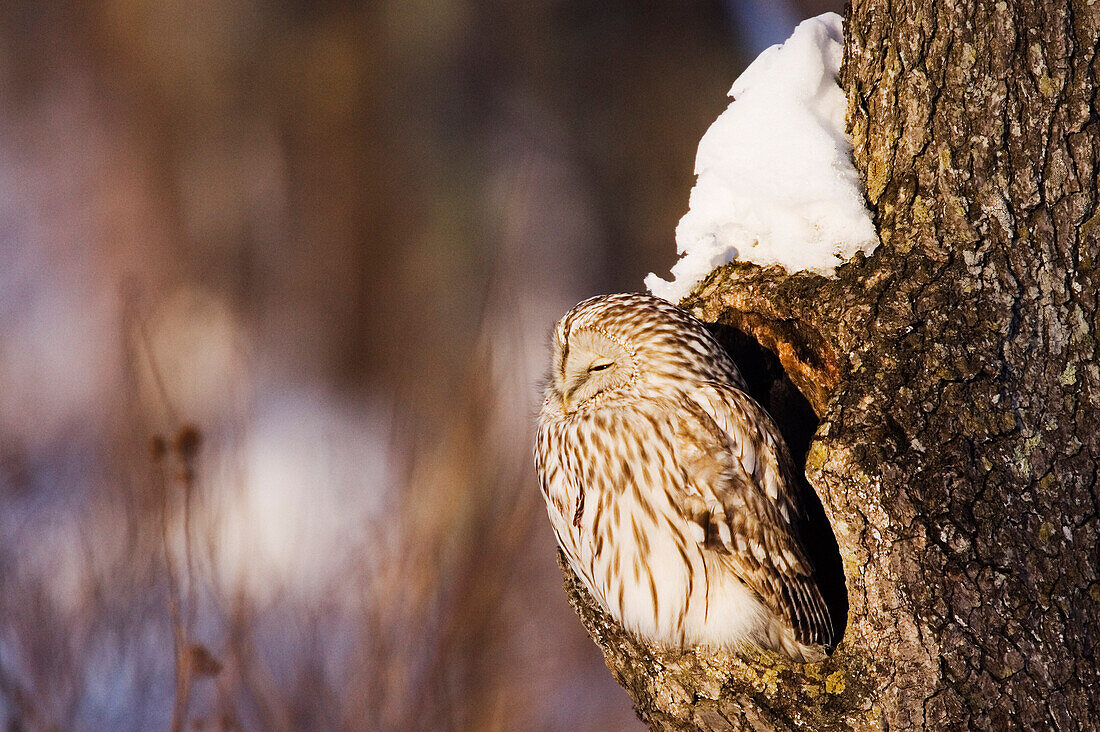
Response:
158,454,192,732
182,462,198,633
136,304,206,731
134,303,181,426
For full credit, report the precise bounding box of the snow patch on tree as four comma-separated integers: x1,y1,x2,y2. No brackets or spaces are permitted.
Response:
646,12,878,303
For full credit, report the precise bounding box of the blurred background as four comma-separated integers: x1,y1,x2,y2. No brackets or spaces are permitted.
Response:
0,0,840,729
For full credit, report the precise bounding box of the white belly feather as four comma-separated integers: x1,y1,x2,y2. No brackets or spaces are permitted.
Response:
539,406,767,650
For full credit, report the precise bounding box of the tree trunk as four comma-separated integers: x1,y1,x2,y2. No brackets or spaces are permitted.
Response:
560,2,1100,729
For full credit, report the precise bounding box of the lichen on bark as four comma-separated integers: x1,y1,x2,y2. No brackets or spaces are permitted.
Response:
557,2,1100,729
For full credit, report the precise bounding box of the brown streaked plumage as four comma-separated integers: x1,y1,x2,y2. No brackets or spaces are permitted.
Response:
535,292,833,660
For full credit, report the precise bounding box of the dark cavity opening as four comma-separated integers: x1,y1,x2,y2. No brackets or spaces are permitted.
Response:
706,322,849,649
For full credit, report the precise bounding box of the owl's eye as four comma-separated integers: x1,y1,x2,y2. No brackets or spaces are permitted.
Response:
588,361,613,372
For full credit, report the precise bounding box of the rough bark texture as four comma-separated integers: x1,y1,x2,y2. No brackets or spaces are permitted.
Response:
560,2,1100,729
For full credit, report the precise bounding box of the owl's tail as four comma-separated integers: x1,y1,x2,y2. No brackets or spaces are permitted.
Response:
756,616,830,663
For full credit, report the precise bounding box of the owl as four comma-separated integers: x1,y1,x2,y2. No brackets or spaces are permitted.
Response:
534,292,834,661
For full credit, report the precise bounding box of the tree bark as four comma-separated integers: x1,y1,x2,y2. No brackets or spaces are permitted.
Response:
560,2,1100,729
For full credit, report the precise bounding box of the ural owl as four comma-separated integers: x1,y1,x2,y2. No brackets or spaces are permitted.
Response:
534,293,834,661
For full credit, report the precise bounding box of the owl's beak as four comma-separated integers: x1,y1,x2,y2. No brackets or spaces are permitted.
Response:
561,378,585,412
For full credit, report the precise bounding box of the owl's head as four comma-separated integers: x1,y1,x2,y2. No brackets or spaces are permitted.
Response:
544,292,743,414
548,325,639,413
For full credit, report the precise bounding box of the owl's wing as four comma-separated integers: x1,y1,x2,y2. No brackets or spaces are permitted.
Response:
676,382,833,649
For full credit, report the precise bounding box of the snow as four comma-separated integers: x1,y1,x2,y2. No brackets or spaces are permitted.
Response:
646,12,878,303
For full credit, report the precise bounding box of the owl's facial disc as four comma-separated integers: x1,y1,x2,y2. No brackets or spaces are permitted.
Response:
556,327,634,411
